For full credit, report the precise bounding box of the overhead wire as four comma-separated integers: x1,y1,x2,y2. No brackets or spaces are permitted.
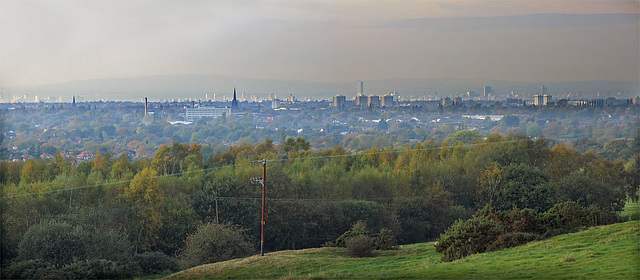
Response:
2,137,555,199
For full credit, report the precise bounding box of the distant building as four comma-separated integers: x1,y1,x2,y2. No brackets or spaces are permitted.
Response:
467,91,478,99
271,99,280,109
483,86,492,99
441,97,452,106
382,95,394,107
452,97,462,106
534,94,552,106
355,95,366,106
368,95,380,107
286,94,296,103
333,95,346,108
185,107,231,121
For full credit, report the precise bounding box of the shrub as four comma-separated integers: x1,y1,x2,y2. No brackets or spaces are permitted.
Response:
335,220,370,247
133,251,179,275
436,205,507,262
60,259,132,279
487,232,540,251
3,259,59,279
346,235,375,258
18,220,88,267
374,228,397,250
178,222,254,269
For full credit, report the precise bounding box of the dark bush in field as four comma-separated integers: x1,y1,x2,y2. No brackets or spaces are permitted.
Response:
335,220,370,247
374,227,398,250
346,235,375,258
437,202,622,261
178,222,254,269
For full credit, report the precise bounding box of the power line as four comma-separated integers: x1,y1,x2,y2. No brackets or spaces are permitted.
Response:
3,138,549,199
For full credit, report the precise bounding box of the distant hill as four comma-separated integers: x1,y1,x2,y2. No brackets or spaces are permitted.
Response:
165,221,639,279
3,75,638,102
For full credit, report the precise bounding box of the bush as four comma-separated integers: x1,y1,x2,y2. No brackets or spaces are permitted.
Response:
346,235,375,258
133,252,179,275
436,206,507,262
3,259,59,279
335,220,370,247
178,222,254,269
487,232,540,251
374,228,397,250
60,259,132,279
18,220,88,267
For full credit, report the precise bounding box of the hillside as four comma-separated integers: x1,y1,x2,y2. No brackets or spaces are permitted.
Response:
166,221,639,279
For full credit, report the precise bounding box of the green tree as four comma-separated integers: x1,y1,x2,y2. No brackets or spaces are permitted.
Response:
124,167,164,251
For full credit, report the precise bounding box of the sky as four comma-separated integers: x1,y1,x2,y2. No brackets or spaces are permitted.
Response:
1,0,639,88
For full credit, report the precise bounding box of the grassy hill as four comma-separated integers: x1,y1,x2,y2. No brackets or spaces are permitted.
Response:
165,221,639,279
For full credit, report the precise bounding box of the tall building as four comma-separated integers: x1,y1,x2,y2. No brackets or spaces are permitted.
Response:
382,95,394,107
534,94,552,106
360,81,364,95
541,85,548,95
368,95,380,107
231,88,239,109
333,95,346,109
355,95,366,106
483,86,492,99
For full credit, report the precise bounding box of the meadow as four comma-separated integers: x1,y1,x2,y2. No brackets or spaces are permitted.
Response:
166,221,639,279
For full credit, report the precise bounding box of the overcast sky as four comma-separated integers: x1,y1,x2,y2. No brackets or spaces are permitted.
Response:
1,0,638,88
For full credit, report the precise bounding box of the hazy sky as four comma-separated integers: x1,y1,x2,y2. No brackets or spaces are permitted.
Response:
1,0,638,88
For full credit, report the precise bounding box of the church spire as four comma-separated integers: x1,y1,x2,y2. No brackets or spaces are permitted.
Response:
232,87,238,109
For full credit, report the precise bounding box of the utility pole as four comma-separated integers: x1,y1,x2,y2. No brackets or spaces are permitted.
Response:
251,159,269,256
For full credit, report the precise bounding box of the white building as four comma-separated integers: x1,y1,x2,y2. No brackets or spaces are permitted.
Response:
185,107,231,121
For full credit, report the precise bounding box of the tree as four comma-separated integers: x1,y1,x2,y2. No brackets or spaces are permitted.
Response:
18,220,88,266
123,167,164,251
443,130,481,146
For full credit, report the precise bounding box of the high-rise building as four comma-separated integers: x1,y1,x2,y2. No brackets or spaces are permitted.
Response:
483,86,492,99
382,95,394,107
368,95,380,107
355,95,366,106
534,94,552,106
333,95,346,109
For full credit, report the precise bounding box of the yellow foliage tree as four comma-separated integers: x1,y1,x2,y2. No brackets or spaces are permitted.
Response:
124,167,164,251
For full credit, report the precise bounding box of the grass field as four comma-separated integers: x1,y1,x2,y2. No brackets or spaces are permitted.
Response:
165,221,639,279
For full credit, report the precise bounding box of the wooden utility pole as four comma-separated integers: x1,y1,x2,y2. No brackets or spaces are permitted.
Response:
251,159,269,256
260,159,266,256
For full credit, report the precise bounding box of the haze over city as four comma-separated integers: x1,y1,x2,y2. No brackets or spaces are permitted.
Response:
1,1,639,100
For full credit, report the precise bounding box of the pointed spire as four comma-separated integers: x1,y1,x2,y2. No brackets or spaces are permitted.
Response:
232,87,238,109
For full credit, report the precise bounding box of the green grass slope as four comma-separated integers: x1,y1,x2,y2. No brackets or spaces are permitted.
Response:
166,221,639,279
